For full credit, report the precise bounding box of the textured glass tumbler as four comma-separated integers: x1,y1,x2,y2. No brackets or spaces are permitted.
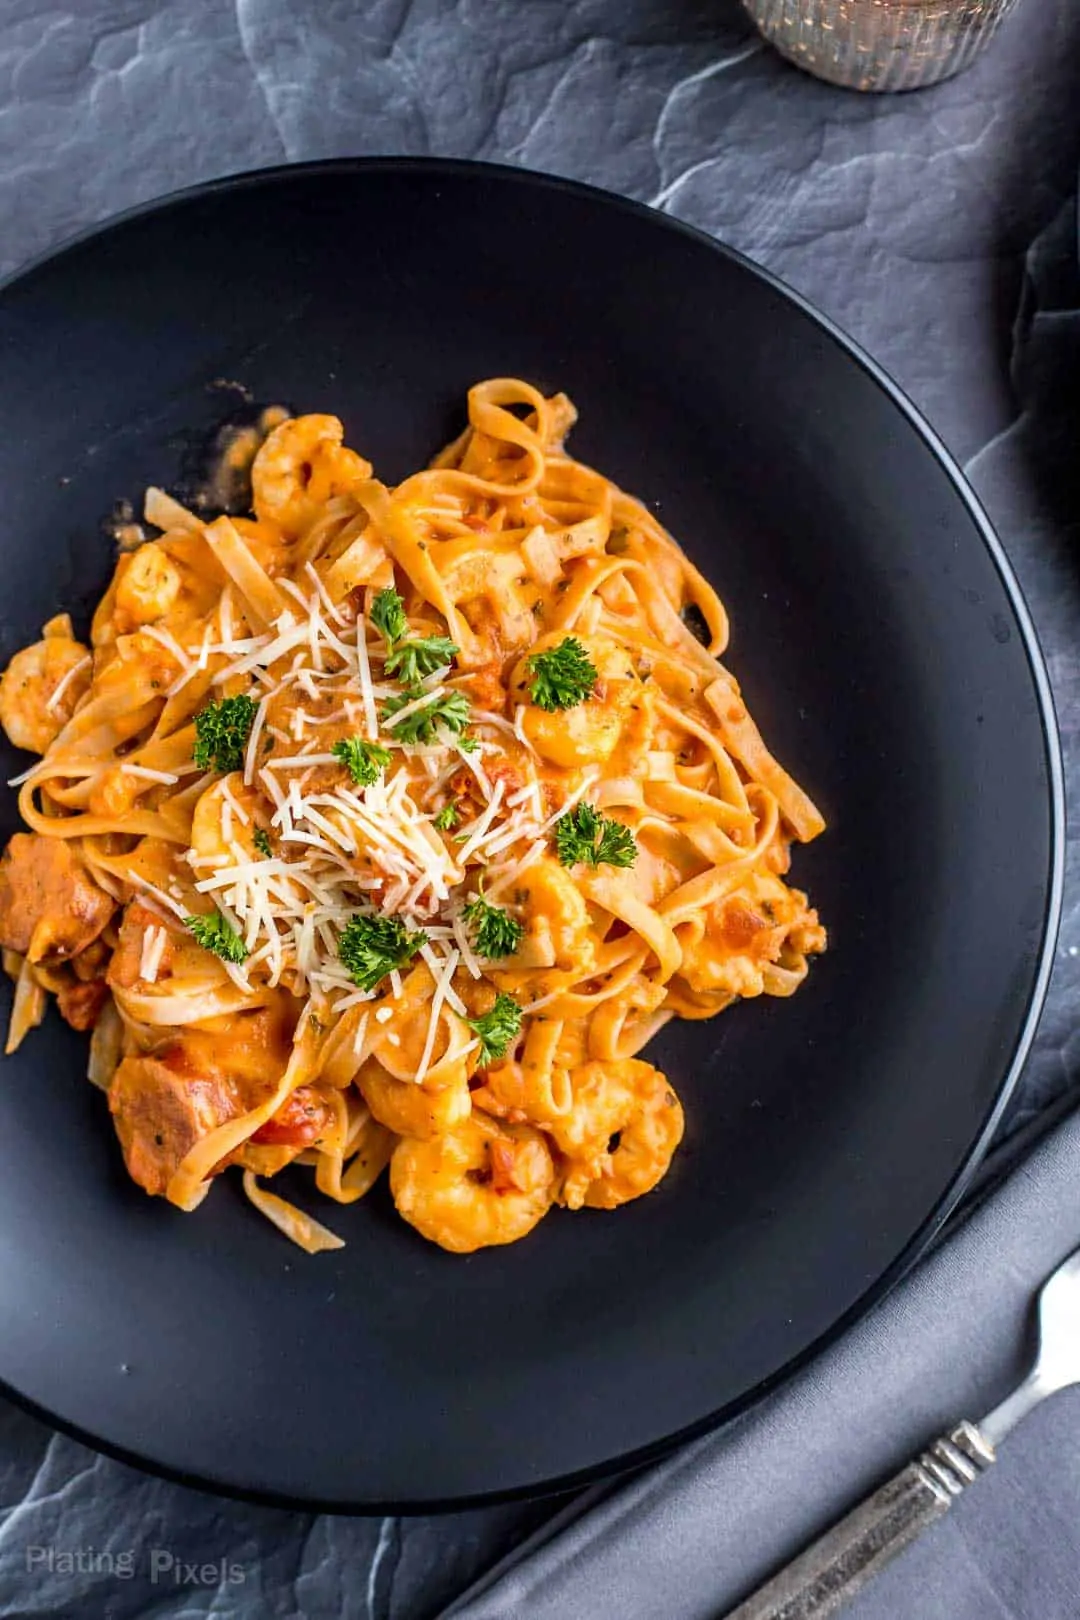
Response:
742,0,1021,91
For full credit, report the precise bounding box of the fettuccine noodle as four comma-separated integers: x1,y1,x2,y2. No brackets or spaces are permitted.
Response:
0,380,825,1253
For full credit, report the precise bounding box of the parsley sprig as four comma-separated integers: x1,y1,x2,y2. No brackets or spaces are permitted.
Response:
433,803,459,831
332,736,392,787
371,586,470,746
463,893,524,959
193,694,258,774
382,688,472,746
554,803,637,869
338,914,427,993
370,587,408,646
371,587,459,684
385,635,459,686
526,637,598,712
185,909,249,964
468,992,523,1064
253,827,273,859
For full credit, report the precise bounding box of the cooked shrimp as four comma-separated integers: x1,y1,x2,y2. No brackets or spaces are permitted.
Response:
676,870,825,1001
511,856,596,975
251,414,370,537
390,1114,555,1252
0,636,91,753
358,1057,471,1140
550,1058,684,1210
508,635,641,769
114,543,182,629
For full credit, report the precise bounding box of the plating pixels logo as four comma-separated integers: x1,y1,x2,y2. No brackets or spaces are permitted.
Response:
25,1546,246,1585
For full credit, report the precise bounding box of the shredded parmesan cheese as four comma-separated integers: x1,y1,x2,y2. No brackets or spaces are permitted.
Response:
127,875,189,925
244,694,270,785
142,623,194,673
414,947,459,1084
46,654,91,714
121,765,181,785
139,925,167,984
352,1010,370,1058
536,768,600,837
454,780,506,863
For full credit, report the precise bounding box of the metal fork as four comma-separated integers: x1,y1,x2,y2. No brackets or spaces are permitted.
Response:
726,1243,1080,1620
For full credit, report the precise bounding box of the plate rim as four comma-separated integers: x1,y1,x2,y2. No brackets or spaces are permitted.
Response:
0,155,1065,1514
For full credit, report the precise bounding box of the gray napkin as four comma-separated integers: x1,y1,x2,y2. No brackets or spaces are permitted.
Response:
447,1103,1080,1620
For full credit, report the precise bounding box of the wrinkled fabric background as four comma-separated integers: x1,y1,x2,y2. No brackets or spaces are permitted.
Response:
0,2,1078,1616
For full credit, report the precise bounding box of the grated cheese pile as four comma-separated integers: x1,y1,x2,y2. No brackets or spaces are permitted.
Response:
170,580,587,1061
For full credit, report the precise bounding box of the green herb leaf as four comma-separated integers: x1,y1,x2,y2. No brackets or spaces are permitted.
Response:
193,694,258,774
338,913,427,993
384,634,459,686
253,827,273,859
185,910,249,964
468,992,523,1064
370,587,408,647
463,894,524,959
381,688,471,746
554,802,637,869
433,803,459,831
332,736,392,787
526,636,598,712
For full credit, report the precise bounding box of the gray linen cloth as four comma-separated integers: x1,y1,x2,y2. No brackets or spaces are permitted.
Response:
447,1104,1080,1620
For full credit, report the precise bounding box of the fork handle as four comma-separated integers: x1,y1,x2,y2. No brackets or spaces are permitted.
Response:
724,1421,995,1620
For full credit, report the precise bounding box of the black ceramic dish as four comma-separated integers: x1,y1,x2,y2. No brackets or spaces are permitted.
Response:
0,159,1062,1511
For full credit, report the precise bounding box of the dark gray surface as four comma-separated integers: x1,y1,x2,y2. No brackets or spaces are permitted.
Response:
0,1,1078,1616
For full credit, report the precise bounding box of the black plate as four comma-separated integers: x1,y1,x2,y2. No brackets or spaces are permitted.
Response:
0,159,1062,1511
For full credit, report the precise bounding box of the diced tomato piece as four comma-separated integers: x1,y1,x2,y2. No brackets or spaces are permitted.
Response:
488,1137,526,1194
251,1086,332,1147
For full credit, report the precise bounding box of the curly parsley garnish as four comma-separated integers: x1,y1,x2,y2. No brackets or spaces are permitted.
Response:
332,736,392,787
185,910,249,964
385,634,459,686
433,803,459,831
338,914,428,993
370,586,408,646
253,827,273,859
381,688,472,746
192,694,258,774
463,893,524,959
554,803,637,870
526,636,598,712
371,586,459,683
468,992,523,1064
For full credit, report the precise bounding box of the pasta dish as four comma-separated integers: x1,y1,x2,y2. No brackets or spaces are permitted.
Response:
0,379,825,1253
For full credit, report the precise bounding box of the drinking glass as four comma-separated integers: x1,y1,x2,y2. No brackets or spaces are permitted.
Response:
742,0,1021,91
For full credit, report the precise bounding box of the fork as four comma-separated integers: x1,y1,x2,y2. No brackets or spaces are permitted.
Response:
725,1242,1080,1619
